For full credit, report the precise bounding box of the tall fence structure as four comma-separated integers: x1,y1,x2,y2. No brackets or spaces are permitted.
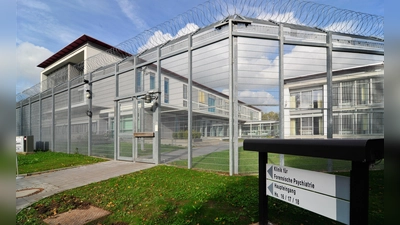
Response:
16,0,384,175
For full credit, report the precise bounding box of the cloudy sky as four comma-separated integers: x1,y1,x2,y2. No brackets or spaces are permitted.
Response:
15,0,384,95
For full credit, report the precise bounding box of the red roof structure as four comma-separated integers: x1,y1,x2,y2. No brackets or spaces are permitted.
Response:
37,34,131,68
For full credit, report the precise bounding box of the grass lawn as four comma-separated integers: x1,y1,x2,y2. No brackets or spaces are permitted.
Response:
171,147,384,173
16,166,383,225
17,151,108,175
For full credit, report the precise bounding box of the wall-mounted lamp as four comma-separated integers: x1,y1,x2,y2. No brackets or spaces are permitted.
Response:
83,79,89,84
86,90,92,99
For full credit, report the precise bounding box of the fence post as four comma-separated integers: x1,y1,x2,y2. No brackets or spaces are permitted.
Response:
279,23,285,166
67,80,71,154
188,33,193,169
88,73,92,156
326,31,333,172
114,63,119,161
39,92,42,148
51,88,55,151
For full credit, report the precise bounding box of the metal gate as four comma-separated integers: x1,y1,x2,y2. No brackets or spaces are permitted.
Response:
117,97,155,162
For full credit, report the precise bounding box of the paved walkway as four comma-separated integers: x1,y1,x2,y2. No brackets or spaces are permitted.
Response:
16,161,155,213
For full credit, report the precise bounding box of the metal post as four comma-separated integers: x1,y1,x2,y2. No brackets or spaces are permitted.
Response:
279,23,285,166
228,19,234,176
188,33,193,169
51,88,55,151
233,34,239,175
326,32,333,172
39,93,42,149
114,63,119,160
28,97,31,136
67,80,71,154
88,73,92,156
350,161,369,225
259,152,268,225
153,47,161,164
20,102,23,136
133,56,138,161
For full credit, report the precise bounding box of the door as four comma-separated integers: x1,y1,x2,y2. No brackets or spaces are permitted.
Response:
134,99,154,163
117,100,133,161
117,98,155,162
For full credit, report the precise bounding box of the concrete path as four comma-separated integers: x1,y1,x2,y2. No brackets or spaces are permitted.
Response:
16,161,155,213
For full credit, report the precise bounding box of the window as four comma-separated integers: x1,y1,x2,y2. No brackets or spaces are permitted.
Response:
149,73,155,90
183,84,187,99
313,117,323,135
357,80,369,105
300,91,312,108
312,89,323,108
290,118,300,135
198,91,206,104
341,82,354,106
164,77,169,103
341,114,353,134
332,83,339,107
372,112,384,134
356,113,369,134
372,78,383,104
290,93,300,108
301,117,312,135
135,71,142,92
208,95,216,113
183,100,187,107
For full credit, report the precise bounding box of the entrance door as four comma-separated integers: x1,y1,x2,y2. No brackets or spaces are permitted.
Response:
134,99,154,163
117,100,133,161
117,98,154,162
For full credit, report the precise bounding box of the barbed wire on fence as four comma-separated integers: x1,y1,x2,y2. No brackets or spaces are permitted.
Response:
16,0,384,103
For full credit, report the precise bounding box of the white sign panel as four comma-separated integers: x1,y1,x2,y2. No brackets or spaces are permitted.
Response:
267,180,350,225
266,164,350,200
16,136,24,152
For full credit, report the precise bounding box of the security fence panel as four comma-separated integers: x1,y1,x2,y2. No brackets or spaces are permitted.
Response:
237,37,280,174
41,96,52,151
16,106,21,135
31,100,40,150
282,41,328,171
330,38,384,171
21,104,30,136
54,91,68,153
283,45,326,139
91,76,115,159
118,61,135,97
159,52,189,165
70,84,89,155
189,37,230,172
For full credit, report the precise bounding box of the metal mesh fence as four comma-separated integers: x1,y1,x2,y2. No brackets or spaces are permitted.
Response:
31,100,40,149
15,5,384,174
41,96,52,151
91,76,115,159
71,83,88,155
54,91,68,153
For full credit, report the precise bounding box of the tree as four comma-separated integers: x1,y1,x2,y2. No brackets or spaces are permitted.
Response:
262,111,279,121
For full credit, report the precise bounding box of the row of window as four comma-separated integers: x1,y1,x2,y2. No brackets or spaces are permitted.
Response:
289,77,383,109
290,112,384,136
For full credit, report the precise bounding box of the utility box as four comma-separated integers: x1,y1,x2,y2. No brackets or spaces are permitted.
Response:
16,136,34,153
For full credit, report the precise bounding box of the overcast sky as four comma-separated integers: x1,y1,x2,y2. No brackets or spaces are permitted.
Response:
15,0,384,94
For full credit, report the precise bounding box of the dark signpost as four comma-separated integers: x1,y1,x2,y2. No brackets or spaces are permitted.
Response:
243,138,383,225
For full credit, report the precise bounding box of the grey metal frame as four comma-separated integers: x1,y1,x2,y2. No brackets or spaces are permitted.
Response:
15,16,384,175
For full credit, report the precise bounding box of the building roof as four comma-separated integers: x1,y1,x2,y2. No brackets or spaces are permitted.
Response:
284,62,384,84
37,34,131,68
